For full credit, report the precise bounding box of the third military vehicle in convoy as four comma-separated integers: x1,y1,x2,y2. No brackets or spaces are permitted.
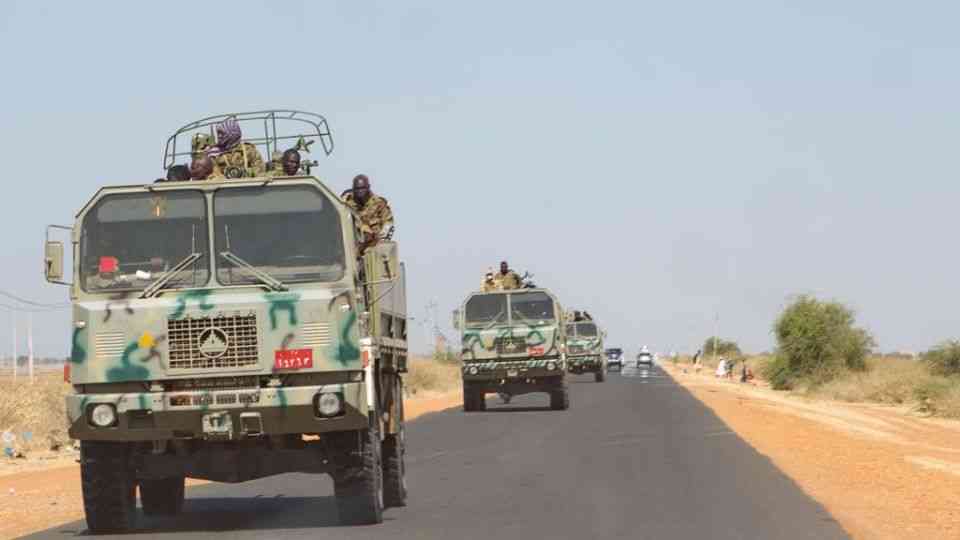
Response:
44,111,408,532
454,288,569,411
565,315,607,382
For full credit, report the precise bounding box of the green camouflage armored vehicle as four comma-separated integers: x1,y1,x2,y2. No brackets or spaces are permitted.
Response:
565,314,607,382
453,288,569,411
43,111,408,532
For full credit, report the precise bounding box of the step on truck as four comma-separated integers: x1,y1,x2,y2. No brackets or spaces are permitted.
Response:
453,288,569,411
565,316,607,382
43,111,408,533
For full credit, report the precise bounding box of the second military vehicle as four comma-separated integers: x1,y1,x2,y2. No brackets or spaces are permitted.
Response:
454,288,569,411
44,111,408,532
565,316,607,382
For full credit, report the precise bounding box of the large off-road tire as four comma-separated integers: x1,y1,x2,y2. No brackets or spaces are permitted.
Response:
383,378,407,508
595,369,606,383
550,379,570,411
462,383,486,412
80,441,137,533
139,476,185,516
334,420,384,525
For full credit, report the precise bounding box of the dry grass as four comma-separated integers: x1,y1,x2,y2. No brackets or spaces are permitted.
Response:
0,372,72,454
802,356,960,418
404,356,461,398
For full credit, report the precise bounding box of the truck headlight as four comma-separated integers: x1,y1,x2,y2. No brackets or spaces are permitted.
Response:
315,392,343,417
467,366,479,375
89,404,117,427
546,361,557,371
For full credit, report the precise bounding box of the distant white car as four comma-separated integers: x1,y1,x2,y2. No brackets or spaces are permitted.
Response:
636,352,654,367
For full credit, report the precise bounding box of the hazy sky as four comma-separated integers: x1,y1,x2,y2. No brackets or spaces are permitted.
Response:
2,0,959,357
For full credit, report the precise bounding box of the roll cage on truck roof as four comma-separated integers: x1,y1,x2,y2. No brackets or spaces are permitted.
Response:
162,109,335,174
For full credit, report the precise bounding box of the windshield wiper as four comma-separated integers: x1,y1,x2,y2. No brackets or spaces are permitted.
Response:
219,251,287,292
140,253,203,299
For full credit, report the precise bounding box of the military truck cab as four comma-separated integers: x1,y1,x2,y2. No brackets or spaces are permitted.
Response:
565,317,607,382
453,288,569,411
44,111,408,533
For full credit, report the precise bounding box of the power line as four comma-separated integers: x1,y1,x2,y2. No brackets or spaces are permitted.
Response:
0,289,68,308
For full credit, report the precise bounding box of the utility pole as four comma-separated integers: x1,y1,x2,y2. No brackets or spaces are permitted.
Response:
11,315,16,382
28,313,34,384
712,310,719,365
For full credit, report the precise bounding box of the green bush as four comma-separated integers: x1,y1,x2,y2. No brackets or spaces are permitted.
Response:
772,295,874,387
702,337,741,358
923,340,960,376
761,355,794,390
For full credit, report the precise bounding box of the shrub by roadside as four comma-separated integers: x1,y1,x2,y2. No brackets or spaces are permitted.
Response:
769,295,873,389
0,373,72,454
405,356,461,397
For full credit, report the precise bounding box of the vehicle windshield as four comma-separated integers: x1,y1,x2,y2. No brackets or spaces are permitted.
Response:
568,322,598,338
606,350,622,359
214,185,345,285
80,191,208,292
509,291,555,323
464,294,507,327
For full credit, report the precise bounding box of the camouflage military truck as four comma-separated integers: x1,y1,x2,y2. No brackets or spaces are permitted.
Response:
565,315,607,382
43,111,408,532
453,288,569,411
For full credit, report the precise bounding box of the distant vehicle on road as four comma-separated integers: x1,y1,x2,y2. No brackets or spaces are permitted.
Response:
454,288,569,412
636,349,655,367
605,348,624,370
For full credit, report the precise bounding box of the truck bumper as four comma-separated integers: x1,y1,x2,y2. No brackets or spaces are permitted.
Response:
67,383,368,441
567,355,602,374
461,358,565,383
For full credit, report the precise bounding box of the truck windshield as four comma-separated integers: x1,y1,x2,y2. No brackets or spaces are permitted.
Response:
80,191,208,292
214,185,346,285
509,291,555,323
569,322,598,337
464,294,507,327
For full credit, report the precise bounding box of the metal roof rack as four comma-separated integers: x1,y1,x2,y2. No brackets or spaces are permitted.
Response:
163,110,334,170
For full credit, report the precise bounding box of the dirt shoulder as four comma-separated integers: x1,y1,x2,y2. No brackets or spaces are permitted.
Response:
0,389,464,539
663,363,960,540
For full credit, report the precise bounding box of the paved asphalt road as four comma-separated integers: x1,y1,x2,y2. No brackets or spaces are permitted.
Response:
26,365,847,539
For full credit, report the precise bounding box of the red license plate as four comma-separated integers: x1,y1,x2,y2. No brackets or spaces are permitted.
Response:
527,346,545,356
274,349,313,370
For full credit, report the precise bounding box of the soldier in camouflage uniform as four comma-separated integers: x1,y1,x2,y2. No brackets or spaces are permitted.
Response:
190,155,215,180
494,261,522,290
268,148,301,176
480,270,499,292
203,118,265,179
343,174,393,250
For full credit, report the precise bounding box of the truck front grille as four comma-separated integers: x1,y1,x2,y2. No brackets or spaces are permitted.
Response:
168,314,260,370
494,336,526,354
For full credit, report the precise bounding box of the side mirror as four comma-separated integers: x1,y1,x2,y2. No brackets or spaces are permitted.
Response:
44,241,64,283
452,309,460,331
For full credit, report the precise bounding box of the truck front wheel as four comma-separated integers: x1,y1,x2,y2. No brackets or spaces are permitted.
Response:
550,379,570,411
140,476,185,516
334,419,385,524
383,378,408,508
80,441,137,533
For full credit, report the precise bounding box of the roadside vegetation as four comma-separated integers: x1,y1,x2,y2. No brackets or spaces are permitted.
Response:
404,353,462,398
676,295,960,419
0,372,72,454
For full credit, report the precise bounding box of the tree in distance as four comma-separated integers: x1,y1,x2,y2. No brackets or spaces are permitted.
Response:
922,340,960,377
702,337,742,358
765,295,874,390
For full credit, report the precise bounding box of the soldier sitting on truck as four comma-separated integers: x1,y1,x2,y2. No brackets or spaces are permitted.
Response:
494,261,522,290
190,154,215,180
342,174,393,251
207,117,265,178
267,148,302,176
480,269,499,292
